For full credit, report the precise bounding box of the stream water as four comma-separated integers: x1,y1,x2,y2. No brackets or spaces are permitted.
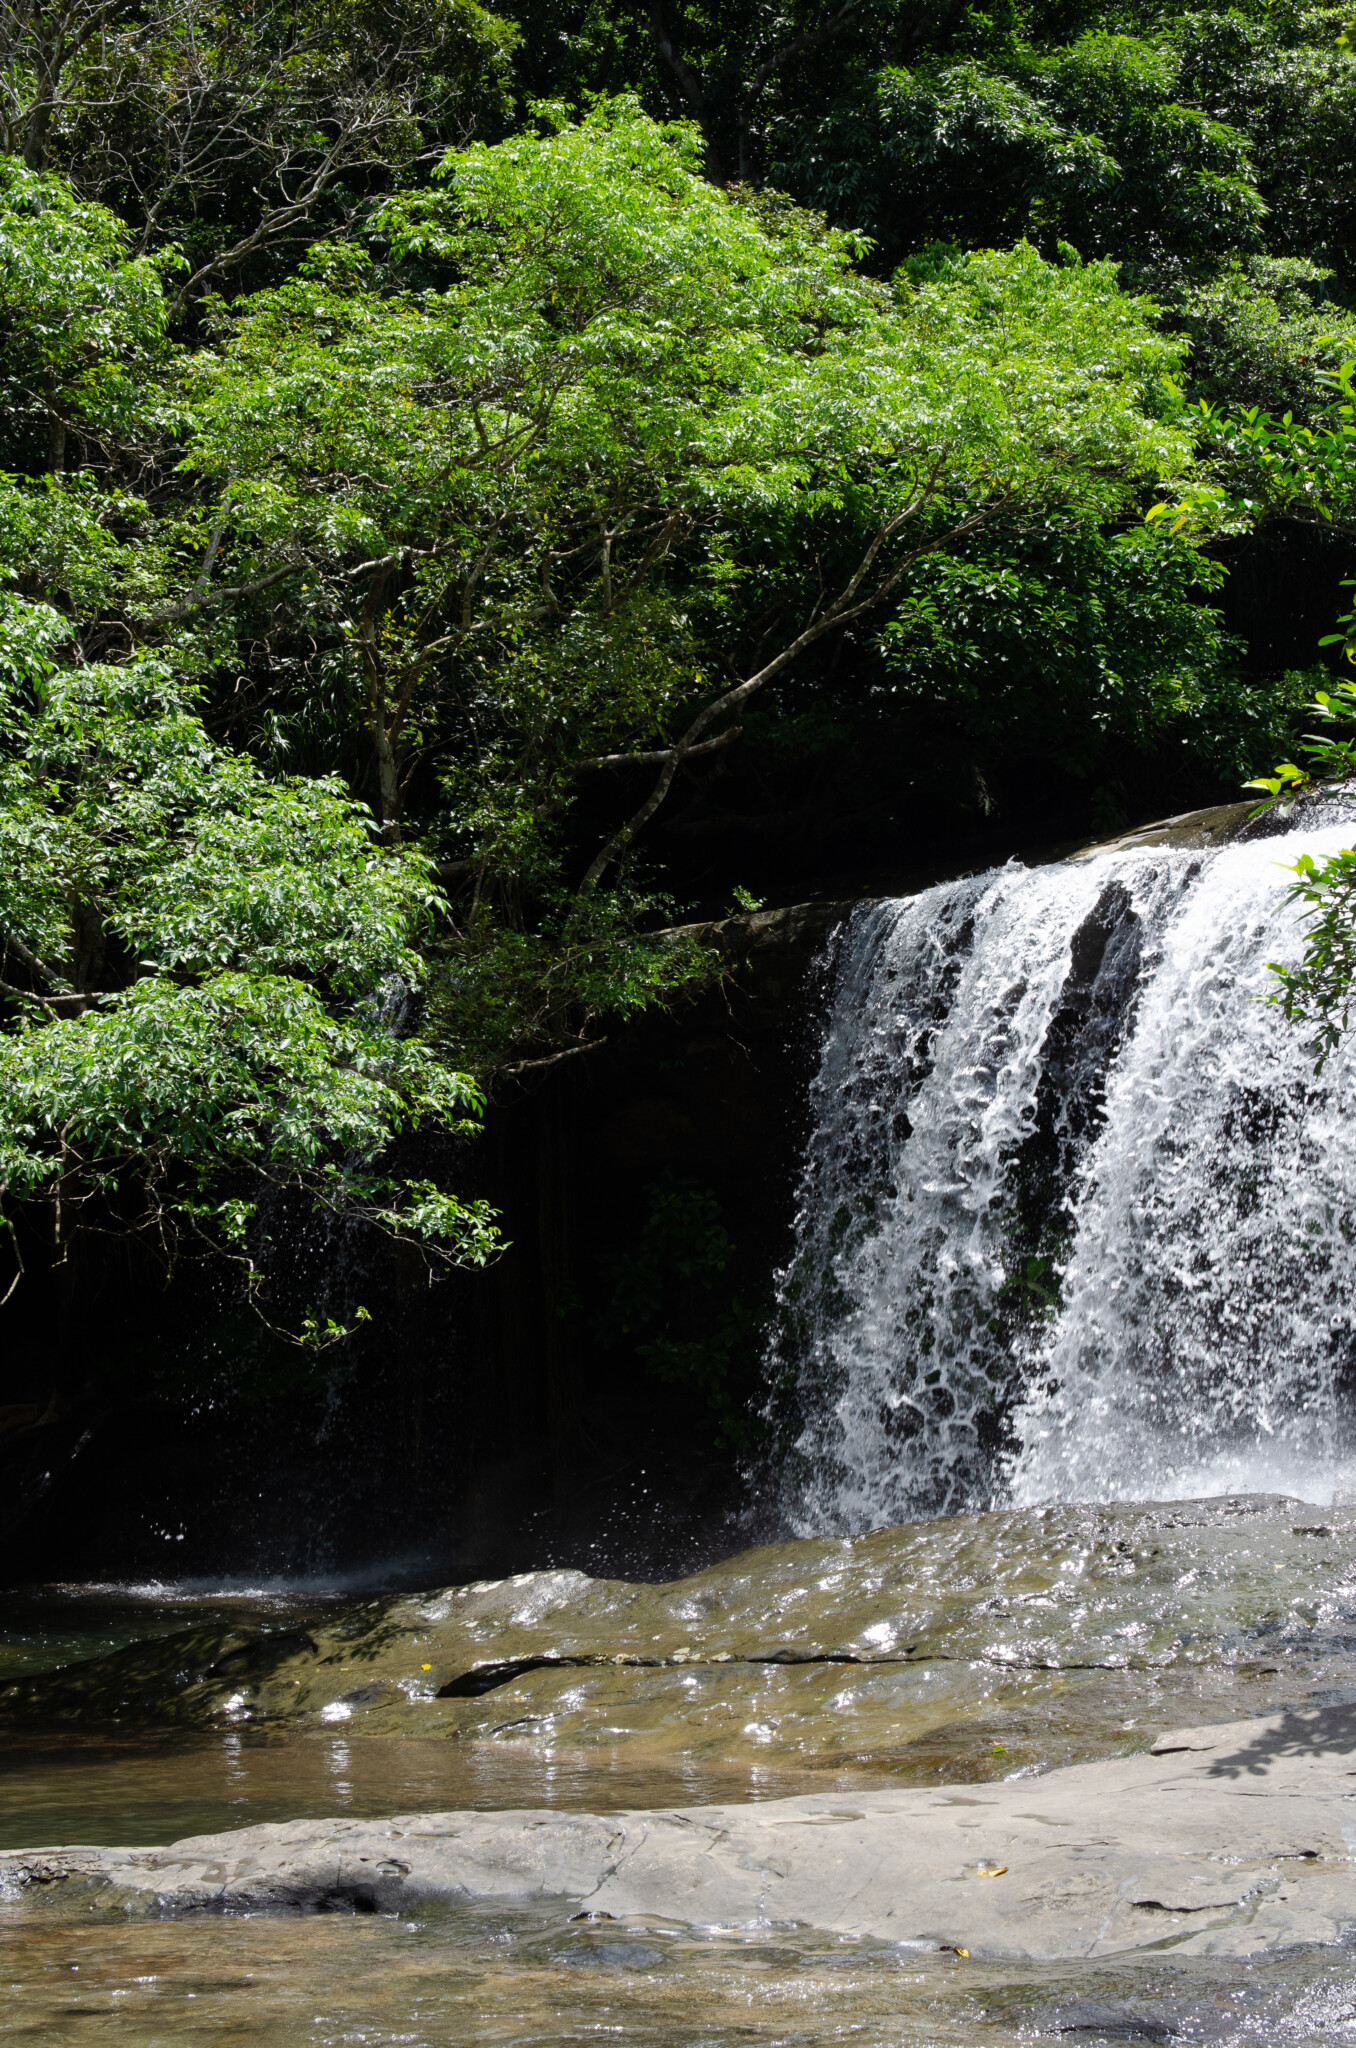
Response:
8,1899,1356,2047
9,813,1356,2043
0,1583,881,1851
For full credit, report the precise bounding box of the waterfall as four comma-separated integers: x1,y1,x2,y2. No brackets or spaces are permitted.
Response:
772,813,1356,1530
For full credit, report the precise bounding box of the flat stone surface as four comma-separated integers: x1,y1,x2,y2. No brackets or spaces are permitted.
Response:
5,1704,1356,1961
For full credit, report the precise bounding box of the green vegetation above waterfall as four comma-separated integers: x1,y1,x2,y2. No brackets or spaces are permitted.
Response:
2,0,1354,1348
0,101,1209,1317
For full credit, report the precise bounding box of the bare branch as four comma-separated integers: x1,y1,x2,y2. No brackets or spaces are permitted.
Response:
501,1038,607,1077
573,725,742,773
141,559,300,624
1,928,66,990
577,490,1008,892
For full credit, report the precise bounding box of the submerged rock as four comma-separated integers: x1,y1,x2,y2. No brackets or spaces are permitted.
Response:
5,1497,1356,1786
5,1704,1356,1962
1052,2000,1178,2039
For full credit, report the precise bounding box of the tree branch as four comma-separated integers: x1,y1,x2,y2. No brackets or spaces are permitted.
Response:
572,725,742,773
501,1038,607,1077
577,492,1006,893
141,560,300,625
1,928,66,989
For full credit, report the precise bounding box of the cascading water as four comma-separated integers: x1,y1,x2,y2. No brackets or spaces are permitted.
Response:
772,812,1356,1531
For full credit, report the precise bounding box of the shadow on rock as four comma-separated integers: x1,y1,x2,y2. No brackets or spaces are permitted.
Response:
1205,1703,1356,1778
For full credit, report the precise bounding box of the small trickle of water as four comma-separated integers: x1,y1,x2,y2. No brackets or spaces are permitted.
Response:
772,815,1356,1531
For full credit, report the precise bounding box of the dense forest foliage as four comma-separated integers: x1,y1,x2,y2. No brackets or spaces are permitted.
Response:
4,0,1356,1358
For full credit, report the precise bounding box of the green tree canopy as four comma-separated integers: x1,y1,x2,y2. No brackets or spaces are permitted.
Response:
0,607,495,1317
0,98,1273,1328
1,0,518,320
171,102,1189,848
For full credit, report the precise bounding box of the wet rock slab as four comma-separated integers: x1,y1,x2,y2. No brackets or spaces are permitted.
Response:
5,1704,1356,1962
6,1496,1356,1788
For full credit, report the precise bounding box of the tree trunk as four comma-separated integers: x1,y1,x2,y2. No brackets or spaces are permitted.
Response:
47,377,66,473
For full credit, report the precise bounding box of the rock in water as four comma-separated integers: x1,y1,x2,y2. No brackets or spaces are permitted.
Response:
4,1705,1356,1962
1054,2001,1177,2039
5,1497,1356,1790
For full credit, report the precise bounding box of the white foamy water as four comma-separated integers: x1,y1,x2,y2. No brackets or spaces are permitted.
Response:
774,815,1356,1529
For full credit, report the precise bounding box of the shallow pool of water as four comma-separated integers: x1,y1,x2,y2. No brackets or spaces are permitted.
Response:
5,1897,1356,2046
8,1502,1356,1851
0,1724,891,1851
0,1583,351,1685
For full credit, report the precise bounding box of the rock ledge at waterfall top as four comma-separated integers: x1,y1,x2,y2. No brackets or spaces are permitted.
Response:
5,1705,1356,1962
1070,797,1269,860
